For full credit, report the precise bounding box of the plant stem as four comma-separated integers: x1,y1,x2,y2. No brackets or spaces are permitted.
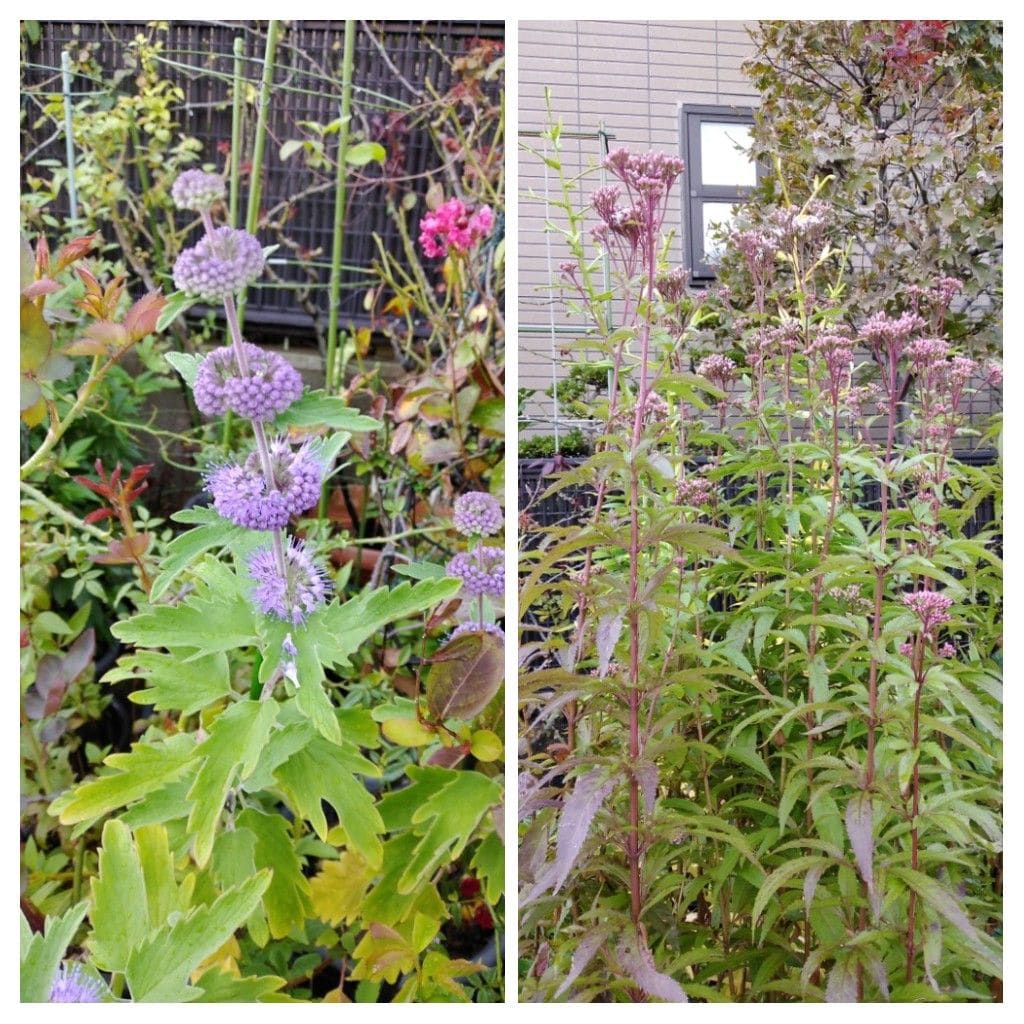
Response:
19,481,110,541
229,36,245,228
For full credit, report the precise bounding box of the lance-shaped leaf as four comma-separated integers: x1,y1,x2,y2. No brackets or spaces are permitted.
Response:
617,930,687,1003
186,700,279,867
124,871,270,1002
20,901,89,1003
50,732,196,825
844,792,879,918
825,955,858,1003
546,770,616,898
595,609,624,678
425,630,504,721
554,927,609,1000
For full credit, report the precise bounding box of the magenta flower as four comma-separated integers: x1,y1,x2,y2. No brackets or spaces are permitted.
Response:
173,226,265,301
49,963,104,1003
193,342,303,421
208,440,321,531
419,198,493,258
902,590,954,635
171,169,226,212
447,545,504,600
453,492,503,537
249,539,330,625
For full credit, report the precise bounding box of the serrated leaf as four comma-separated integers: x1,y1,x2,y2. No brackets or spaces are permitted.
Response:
124,871,271,1002
399,768,501,894
193,967,289,1002
150,518,247,602
237,808,313,939
469,830,504,904
425,631,504,721
361,833,445,927
186,701,279,866
20,901,89,1003
50,733,196,825
753,855,836,929
309,851,376,927
273,391,379,432
844,793,878,917
617,930,688,1003
118,650,232,715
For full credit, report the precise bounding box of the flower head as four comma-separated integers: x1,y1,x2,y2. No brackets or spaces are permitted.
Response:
675,475,716,508
450,621,505,642
419,198,493,258
49,963,104,1003
447,545,504,601
453,492,503,537
860,310,926,354
902,590,954,635
171,169,226,212
249,539,330,625
603,148,684,195
193,342,303,421
656,267,689,304
905,337,950,369
173,226,265,301
208,439,321,531
696,353,736,388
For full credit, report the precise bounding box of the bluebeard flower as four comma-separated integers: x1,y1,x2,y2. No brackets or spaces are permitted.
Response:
208,440,321,530
452,492,503,537
49,963,104,1003
173,227,264,301
193,342,303,421
249,539,330,625
171,169,226,212
450,621,505,642
447,545,504,600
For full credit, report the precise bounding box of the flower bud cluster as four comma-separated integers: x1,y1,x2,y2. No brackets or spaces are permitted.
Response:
419,197,493,259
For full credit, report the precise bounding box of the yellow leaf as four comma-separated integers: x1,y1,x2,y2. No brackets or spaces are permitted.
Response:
355,327,372,356
309,852,375,927
189,934,240,984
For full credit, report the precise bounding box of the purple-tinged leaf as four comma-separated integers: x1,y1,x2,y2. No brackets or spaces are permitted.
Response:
825,957,858,1002
595,611,624,678
617,931,687,1003
551,771,616,894
554,928,609,999
923,921,942,992
634,760,659,815
845,792,877,916
803,862,826,913
864,950,890,1001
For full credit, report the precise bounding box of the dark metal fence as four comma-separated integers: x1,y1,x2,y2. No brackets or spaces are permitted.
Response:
21,20,503,335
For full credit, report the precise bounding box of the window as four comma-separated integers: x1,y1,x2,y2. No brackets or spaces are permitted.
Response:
680,105,759,282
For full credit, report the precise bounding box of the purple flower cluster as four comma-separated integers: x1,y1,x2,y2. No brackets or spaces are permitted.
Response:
450,621,506,642
208,440,321,530
675,475,715,508
452,491,503,537
447,545,504,601
249,539,330,625
902,590,954,635
193,342,304,421
860,310,926,354
696,353,737,388
49,964,104,1003
656,267,689,304
603,148,685,197
171,169,226,212
173,226,265,301
905,337,950,369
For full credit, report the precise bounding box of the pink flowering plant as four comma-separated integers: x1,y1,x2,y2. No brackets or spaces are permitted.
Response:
22,161,504,1003
519,113,1000,1000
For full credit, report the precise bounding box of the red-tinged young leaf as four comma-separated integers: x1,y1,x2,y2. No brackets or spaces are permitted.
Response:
83,507,114,526
34,234,50,276
21,279,60,300
426,745,468,768
94,533,151,565
124,291,167,341
54,233,97,272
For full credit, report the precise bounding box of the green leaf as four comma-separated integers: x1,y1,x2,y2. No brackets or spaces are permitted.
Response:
361,834,446,927
399,768,501,893
752,855,836,931
150,518,247,602
20,901,89,1003
345,141,387,166
890,867,1002,977
274,735,385,868
470,830,504,904
113,650,233,715
193,968,290,1002
156,291,197,332
279,139,304,161
237,808,313,939
425,631,504,721
50,733,196,825
273,391,380,432
164,349,202,387
186,701,279,866
124,871,271,1002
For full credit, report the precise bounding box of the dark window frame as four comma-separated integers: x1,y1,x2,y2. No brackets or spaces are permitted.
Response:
680,104,759,283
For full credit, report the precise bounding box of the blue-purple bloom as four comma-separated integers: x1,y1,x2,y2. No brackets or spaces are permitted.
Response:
450,621,505,642
208,439,321,530
171,169,226,212
447,545,504,601
249,539,330,624
193,342,303,421
173,226,265,301
49,963,104,1003
452,491,503,537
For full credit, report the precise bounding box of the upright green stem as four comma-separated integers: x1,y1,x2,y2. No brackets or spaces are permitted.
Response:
229,36,245,229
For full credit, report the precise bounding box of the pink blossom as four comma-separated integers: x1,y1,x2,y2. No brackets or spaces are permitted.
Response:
419,198,493,259
902,590,954,635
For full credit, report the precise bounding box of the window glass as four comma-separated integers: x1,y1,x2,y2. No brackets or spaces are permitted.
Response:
700,122,756,187
701,201,737,263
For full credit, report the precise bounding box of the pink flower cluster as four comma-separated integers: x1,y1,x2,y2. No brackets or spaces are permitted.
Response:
675,475,716,508
696,354,737,388
902,590,954,635
603,148,685,198
419,198,493,259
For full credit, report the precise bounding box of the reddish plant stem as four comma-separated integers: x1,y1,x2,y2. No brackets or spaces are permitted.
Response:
906,634,926,983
